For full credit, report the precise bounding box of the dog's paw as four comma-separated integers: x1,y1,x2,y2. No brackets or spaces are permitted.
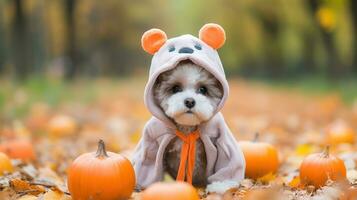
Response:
206,180,239,194
134,184,143,192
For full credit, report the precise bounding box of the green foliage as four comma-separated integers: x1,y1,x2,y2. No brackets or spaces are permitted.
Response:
0,0,356,78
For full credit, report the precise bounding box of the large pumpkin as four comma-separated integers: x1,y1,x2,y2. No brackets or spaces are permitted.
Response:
67,140,135,200
141,182,199,200
300,146,346,188
0,152,14,175
0,140,36,161
238,133,279,179
326,121,355,145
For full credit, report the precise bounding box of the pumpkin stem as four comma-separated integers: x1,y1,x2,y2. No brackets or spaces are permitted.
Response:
96,139,109,158
253,132,259,142
322,146,330,158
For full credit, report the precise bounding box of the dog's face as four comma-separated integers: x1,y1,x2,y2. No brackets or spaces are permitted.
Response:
154,61,223,126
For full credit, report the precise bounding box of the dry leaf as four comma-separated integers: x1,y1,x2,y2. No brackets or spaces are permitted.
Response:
288,176,301,188
43,189,72,200
10,179,45,195
295,144,315,156
257,173,276,184
16,195,38,200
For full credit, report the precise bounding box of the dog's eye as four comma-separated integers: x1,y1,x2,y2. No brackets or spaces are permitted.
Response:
194,44,202,50
197,86,207,95
168,46,175,52
171,85,182,94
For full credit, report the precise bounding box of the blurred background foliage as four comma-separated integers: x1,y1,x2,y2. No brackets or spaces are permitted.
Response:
0,0,357,117
0,0,356,80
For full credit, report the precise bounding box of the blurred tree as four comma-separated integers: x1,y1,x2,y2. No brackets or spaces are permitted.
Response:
0,0,355,79
64,0,78,80
307,0,342,77
350,0,357,73
11,0,30,80
252,1,284,78
0,3,5,74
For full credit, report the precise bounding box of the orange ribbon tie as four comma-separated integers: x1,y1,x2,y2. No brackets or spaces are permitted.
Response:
175,130,200,184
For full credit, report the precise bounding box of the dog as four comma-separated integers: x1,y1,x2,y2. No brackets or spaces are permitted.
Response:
132,23,245,194
154,60,223,186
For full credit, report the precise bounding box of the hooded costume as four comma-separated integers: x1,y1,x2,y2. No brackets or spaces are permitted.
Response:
132,23,245,190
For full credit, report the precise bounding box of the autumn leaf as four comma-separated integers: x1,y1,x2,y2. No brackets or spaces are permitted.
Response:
288,176,301,189
9,179,46,196
17,195,38,200
43,189,72,200
257,173,276,184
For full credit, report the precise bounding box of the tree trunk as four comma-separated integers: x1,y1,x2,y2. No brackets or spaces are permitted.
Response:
307,0,342,78
12,0,30,80
0,3,5,74
351,0,357,74
64,0,78,80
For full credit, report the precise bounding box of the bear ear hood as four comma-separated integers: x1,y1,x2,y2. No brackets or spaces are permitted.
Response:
141,23,229,128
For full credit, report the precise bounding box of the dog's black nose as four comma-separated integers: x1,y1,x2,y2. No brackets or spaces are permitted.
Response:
184,98,195,108
179,47,194,54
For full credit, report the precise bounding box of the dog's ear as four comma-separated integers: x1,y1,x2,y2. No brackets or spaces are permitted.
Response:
199,23,225,49
141,28,167,55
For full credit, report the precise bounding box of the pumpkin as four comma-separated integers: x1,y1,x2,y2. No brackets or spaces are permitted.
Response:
299,146,346,188
340,186,357,200
0,152,14,175
48,115,77,137
141,182,199,200
238,133,279,179
0,140,36,161
67,140,135,200
326,121,355,145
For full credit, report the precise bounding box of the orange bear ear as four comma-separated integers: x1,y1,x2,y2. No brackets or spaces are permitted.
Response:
199,23,226,49
141,28,167,54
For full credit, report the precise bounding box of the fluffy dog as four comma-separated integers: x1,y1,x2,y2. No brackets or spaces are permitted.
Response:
154,60,223,186
132,23,245,194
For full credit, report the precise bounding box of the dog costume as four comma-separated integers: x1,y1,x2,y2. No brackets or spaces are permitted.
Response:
132,23,245,189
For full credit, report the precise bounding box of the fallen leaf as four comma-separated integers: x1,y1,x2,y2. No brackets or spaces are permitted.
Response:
288,176,301,188
43,189,72,200
9,179,45,195
16,195,38,200
295,144,315,156
257,173,276,184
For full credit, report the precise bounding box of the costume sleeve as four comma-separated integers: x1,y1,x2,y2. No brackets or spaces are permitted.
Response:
207,115,245,185
131,120,161,190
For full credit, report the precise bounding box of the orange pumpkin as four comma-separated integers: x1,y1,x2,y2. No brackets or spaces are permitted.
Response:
0,152,14,175
327,121,355,145
141,182,199,200
238,133,279,179
67,140,135,200
48,115,77,137
0,140,36,161
340,186,357,200
300,146,346,188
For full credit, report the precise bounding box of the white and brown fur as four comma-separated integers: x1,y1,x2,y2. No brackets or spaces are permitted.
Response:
154,60,223,186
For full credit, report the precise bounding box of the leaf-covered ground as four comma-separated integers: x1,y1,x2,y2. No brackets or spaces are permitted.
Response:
1,78,357,200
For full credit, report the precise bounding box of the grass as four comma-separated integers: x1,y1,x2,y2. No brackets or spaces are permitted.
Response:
0,75,356,120
248,75,357,105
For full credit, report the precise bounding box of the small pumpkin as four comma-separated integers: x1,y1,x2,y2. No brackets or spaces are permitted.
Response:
326,121,355,145
340,186,357,200
0,152,14,175
48,115,77,137
299,146,346,188
238,133,279,179
0,140,36,161
67,140,135,200
141,182,199,200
